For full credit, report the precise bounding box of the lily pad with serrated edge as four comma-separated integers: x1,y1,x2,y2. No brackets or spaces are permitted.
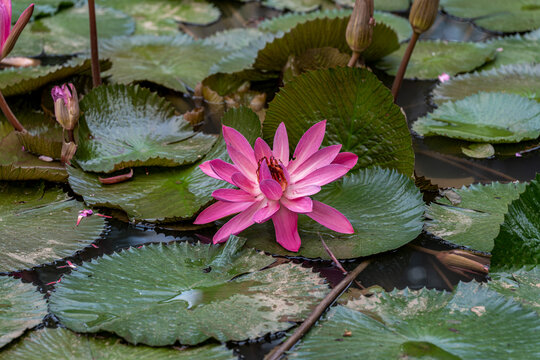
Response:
335,0,410,12
413,92,540,143
0,183,106,272
488,266,540,314
440,0,540,33
425,182,526,252
11,0,74,19
377,40,495,79
289,281,540,359
0,277,47,348
49,236,329,346
262,0,326,12
75,84,216,173
263,67,414,175
0,328,235,359
432,64,540,105
481,33,540,71
244,167,424,259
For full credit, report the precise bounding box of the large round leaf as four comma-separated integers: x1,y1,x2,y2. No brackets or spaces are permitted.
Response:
244,167,424,259
491,174,540,270
75,84,216,173
440,0,540,33
262,0,325,12
49,237,329,346
11,0,73,19
432,64,540,105
0,328,235,359
0,183,106,272
489,267,540,314
425,182,527,252
0,277,46,348
482,33,540,71
377,40,495,79
289,281,540,359
263,67,414,175
335,0,410,12
413,92,540,143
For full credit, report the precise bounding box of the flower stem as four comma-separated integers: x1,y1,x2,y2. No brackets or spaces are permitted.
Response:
264,259,372,360
391,31,419,99
88,0,101,87
347,52,361,67
0,89,26,132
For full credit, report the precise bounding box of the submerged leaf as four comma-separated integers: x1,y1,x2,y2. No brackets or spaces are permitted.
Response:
461,143,495,159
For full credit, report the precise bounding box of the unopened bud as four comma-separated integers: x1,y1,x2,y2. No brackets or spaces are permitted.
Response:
409,0,439,34
61,141,77,165
1,4,34,60
346,0,375,54
51,83,79,131
436,250,489,275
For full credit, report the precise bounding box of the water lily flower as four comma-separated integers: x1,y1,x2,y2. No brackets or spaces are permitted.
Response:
0,1,34,60
194,120,358,252
51,83,80,131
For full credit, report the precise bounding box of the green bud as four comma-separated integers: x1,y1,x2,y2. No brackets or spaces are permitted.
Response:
346,0,375,54
409,0,440,34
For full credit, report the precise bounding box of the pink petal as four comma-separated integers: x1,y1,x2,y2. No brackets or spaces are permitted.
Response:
272,207,301,252
289,120,326,173
228,145,258,182
231,172,258,195
2,3,33,58
253,200,280,223
306,200,354,234
222,125,256,164
273,123,289,166
260,179,283,200
213,202,262,243
200,161,220,180
254,137,272,162
294,164,349,187
284,184,321,199
207,159,238,184
281,196,313,213
290,144,341,182
0,0,11,47
332,152,358,169
194,200,252,224
258,159,272,182
212,188,257,202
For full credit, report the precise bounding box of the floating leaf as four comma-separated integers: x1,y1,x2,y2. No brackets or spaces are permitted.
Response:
491,174,540,270
262,0,325,12
263,67,414,175
489,267,540,314
481,33,540,71
0,328,235,359
12,0,74,19
440,0,540,33
413,92,540,143
49,237,329,346
244,167,424,259
289,281,540,359
282,47,350,83
377,40,495,79
0,277,46,348
425,182,526,252
432,64,540,105
335,0,410,12
461,143,495,159
374,10,412,42
0,183,106,272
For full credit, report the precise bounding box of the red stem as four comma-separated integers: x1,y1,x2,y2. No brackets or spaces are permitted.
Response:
0,89,25,132
391,31,419,100
88,0,101,87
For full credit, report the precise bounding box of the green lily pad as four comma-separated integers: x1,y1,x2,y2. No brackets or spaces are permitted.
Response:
289,281,540,359
11,5,135,57
0,277,46,348
488,267,540,314
335,0,410,12
0,328,235,359
413,92,540,143
262,0,326,12
254,17,400,71
0,183,106,272
481,33,540,71
244,167,424,259
461,143,495,159
374,10,412,42
75,84,216,173
12,0,73,19
432,64,540,105
263,67,414,175
49,237,329,345
377,40,495,79
282,47,350,83
491,174,540,270
440,0,540,33
425,182,527,252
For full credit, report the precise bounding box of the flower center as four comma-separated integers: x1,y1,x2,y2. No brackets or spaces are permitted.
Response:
257,156,288,190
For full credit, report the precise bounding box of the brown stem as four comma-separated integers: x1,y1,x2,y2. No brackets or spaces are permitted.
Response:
88,0,101,87
264,259,372,360
67,129,75,143
347,52,361,68
408,243,438,256
0,89,25,132
391,31,419,100
428,257,453,290
320,233,365,289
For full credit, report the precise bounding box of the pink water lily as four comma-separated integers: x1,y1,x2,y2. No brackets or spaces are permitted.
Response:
0,0,34,60
194,120,358,252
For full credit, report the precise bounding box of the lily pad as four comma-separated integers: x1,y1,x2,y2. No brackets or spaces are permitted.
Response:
413,92,540,143
481,33,540,71
244,167,424,259
491,174,540,270
425,182,527,252
374,10,412,42
282,47,350,83
75,84,216,173
432,64,540,105
377,40,495,79
12,0,74,19
0,277,47,348
254,17,400,71
0,183,106,272
440,0,540,33
289,281,540,359
263,67,414,175
0,328,235,359
262,0,326,12
49,237,329,345
488,267,540,314
335,0,410,12
461,143,495,159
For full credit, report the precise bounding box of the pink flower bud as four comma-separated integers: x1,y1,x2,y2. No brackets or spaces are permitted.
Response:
51,83,80,131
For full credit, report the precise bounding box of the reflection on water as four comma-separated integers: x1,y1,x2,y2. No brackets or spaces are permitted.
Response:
161,289,204,309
